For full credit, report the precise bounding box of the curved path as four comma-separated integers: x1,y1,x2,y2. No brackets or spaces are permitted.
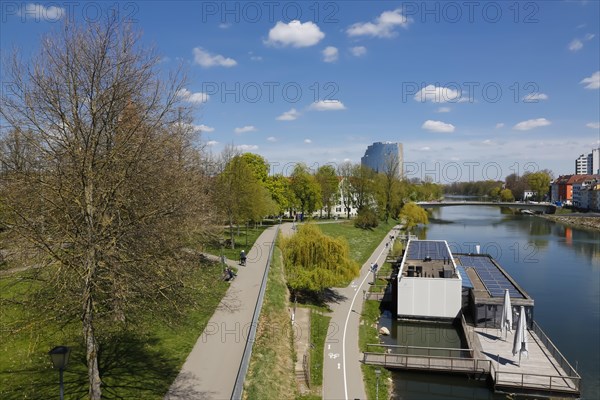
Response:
322,225,400,400
165,225,279,400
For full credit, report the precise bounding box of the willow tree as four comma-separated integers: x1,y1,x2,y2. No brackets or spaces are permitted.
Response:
0,17,216,399
398,203,429,232
280,224,359,297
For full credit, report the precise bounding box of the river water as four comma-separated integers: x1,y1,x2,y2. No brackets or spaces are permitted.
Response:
387,206,600,399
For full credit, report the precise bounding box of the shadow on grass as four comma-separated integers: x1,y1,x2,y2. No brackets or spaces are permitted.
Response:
293,288,348,309
98,330,182,399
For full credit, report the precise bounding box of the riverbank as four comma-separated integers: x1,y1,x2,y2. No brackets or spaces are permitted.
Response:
540,213,600,231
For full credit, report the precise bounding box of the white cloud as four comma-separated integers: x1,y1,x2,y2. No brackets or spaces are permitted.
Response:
513,118,551,131
419,146,431,151
523,93,549,102
276,108,301,121
414,85,461,103
237,144,259,152
495,123,505,129
437,107,451,113
177,88,210,104
193,47,237,68
569,39,583,51
265,20,325,48
304,139,312,144
234,125,257,134
267,136,277,142
580,71,600,89
422,120,456,133
206,140,219,146
308,100,346,111
322,46,339,62
350,46,367,57
219,23,231,29
347,8,412,38
586,122,600,129
195,124,214,132
18,3,64,21
569,33,595,51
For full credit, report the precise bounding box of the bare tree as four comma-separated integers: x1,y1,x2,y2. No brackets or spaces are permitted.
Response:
1,18,216,399
337,161,354,219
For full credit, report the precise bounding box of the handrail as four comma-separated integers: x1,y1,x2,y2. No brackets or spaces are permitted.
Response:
231,225,280,400
495,369,581,392
366,343,470,351
532,321,580,379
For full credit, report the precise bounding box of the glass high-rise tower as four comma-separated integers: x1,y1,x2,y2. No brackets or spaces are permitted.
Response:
361,142,403,177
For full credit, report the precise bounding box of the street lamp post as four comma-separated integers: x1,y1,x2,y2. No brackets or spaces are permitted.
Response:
375,368,381,400
48,346,71,400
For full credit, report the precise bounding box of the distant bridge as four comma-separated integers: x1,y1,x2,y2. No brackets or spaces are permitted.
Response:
417,201,556,214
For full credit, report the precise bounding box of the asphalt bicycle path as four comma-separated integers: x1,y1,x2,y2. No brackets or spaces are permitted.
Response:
165,225,279,400
322,225,401,400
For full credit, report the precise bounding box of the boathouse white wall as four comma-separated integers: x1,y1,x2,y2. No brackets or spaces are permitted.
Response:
397,277,462,319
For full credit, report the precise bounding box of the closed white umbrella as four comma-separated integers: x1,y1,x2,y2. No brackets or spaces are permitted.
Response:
500,289,512,339
512,306,529,366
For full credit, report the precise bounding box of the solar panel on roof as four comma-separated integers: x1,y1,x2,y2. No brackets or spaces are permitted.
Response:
455,265,474,289
407,241,451,261
458,255,524,299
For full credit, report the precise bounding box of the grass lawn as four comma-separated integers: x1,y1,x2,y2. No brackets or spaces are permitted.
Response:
318,221,398,265
359,300,391,400
0,262,228,399
204,225,270,263
309,310,331,388
244,246,296,400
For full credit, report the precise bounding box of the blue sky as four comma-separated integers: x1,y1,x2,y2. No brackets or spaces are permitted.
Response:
1,1,599,181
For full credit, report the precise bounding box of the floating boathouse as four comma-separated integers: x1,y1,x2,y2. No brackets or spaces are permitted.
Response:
364,239,581,398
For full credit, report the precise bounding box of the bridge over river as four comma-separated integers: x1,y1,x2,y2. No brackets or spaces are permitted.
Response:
417,201,557,214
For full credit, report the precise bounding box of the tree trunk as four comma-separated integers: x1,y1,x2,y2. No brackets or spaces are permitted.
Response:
82,245,101,399
83,293,102,399
83,182,102,399
229,218,235,249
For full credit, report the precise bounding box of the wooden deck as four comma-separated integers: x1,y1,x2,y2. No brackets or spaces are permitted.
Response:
363,320,580,398
474,327,580,396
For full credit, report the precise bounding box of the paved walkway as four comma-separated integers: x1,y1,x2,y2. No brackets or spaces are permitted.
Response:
322,226,401,400
165,225,279,400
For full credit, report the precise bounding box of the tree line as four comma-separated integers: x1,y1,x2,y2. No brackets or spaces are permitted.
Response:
444,170,553,202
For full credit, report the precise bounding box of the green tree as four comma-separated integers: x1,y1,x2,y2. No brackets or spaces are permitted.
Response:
265,174,293,214
500,188,515,202
280,224,359,297
398,203,429,232
290,164,322,216
527,171,552,201
315,165,340,218
489,186,501,201
349,164,375,212
217,153,265,247
240,152,269,183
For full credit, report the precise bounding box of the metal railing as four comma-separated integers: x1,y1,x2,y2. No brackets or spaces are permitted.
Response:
366,344,473,358
231,225,280,400
363,351,489,375
302,352,311,389
532,321,580,381
494,370,581,393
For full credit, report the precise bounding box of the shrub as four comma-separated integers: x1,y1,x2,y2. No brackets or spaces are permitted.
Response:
354,208,379,229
